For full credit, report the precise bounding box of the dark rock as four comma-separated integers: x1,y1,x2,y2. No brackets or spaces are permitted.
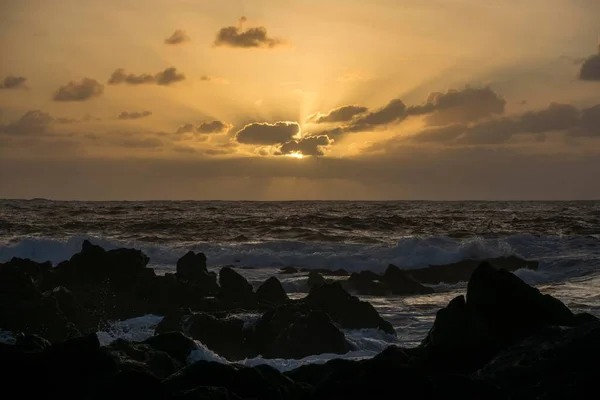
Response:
154,309,189,335
176,252,219,295
279,266,299,274
43,286,97,334
219,267,255,304
92,370,168,400
176,386,241,400
409,255,538,285
285,358,358,386
183,313,254,360
383,264,435,295
163,361,239,394
143,331,197,364
257,308,352,359
419,262,580,374
106,338,181,379
302,268,349,277
304,282,396,335
256,277,289,306
346,270,388,296
306,271,326,289
14,333,51,352
478,320,600,400
3,257,52,282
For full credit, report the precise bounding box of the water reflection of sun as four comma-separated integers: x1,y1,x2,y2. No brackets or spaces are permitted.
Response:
285,152,304,159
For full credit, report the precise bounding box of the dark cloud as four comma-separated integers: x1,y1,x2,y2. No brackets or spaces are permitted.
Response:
52,78,104,101
214,17,285,49
164,29,190,45
198,120,231,134
579,54,600,81
408,86,506,126
308,105,368,123
279,135,333,156
118,111,152,120
108,67,185,86
176,124,196,134
351,99,407,131
0,110,53,135
235,121,300,145
0,75,27,90
403,102,594,145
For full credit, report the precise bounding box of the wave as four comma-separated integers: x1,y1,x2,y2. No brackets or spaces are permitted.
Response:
1,234,599,276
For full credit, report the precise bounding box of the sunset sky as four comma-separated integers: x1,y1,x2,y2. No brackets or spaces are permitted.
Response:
1,0,600,200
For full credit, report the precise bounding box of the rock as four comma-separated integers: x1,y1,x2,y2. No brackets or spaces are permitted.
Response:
14,333,52,352
143,331,197,364
383,265,435,295
256,277,289,306
106,338,182,379
177,386,241,400
478,320,600,399
304,282,396,335
163,361,239,394
219,267,255,304
263,310,352,359
306,271,327,289
92,370,168,400
183,313,254,360
346,270,388,296
302,268,349,277
2,257,52,282
409,255,538,285
176,252,219,296
43,286,97,334
279,266,299,274
419,261,580,374
154,309,189,335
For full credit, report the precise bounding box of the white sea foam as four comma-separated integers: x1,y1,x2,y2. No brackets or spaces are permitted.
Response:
0,330,16,345
96,314,164,345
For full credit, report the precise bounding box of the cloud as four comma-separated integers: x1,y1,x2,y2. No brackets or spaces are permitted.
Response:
118,111,152,120
108,67,185,86
176,124,196,134
200,75,229,84
112,137,163,149
52,78,104,101
579,54,600,81
279,135,333,156
408,86,506,126
214,17,286,49
164,29,190,45
197,120,232,134
235,121,300,145
308,105,369,123
403,102,592,145
349,99,407,131
0,75,27,89
0,110,53,135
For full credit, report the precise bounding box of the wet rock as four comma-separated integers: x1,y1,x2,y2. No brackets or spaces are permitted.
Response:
143,331,197,365
409,255,538,285
218,267,255,304
106,338,181,379
304,282,396,335
346,270,388,296
2,257,52,283
14,333,52,352
419,261,580,373
306,271,327,289
279,266,299,274
153,309,190,335
176,251,218,294
383,265,435,295
183,313,254,361
256,277,289,306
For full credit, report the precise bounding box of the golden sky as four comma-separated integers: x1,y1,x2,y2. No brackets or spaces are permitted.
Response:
1,0,600,200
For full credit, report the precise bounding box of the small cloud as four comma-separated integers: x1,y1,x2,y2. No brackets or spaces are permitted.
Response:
164,29,190,45
307,105,369,123
173,145,197,154
52,78,104,102
214,16,287,49
200,75,230,84
579,54,600,81
108,67,185,86
235,121,300,145
0,110,53,135
118,111,152,120
197,120,232,134
176,124,196,134
0,75,27,90
278,135,333,156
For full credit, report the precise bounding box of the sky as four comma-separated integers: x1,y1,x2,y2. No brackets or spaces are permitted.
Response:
1,0,599,200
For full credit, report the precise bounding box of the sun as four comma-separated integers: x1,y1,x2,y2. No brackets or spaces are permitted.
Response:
285,151,305,159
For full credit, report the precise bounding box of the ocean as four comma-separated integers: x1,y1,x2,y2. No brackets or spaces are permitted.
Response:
1,199,600,370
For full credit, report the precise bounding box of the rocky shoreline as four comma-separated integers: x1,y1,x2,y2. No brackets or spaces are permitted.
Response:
1,240,597,399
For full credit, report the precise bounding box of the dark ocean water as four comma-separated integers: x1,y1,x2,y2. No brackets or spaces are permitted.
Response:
1,199,599,369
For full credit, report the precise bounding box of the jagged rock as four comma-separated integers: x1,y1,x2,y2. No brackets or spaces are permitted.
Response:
175,252,219,296
419,261,581,373
219,267,255,304
306,271,327,289
14,333,52,352
2,257,52,283
383,265,435,295
43,286,97,334
279,266,299,274
183,313,254,360
304,282,396,335
106,338,181,379
143,332,198,365
409,255,539,285
256,277,289,306
153,309,190,335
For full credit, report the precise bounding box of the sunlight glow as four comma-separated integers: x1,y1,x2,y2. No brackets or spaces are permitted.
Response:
285,152,305,159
